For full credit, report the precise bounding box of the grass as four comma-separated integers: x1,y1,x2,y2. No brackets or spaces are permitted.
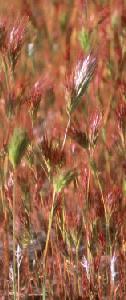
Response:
0,0,126,299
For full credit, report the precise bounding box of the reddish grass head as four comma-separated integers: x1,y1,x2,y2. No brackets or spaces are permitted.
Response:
7,16,29,69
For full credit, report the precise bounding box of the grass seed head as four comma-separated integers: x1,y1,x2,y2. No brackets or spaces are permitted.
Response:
66,53,97,114
88,109,102,146
8,127,29,168
7,16,29,69
53,169,77,194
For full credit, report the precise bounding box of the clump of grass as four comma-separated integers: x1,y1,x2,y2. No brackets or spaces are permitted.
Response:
0,1,125,299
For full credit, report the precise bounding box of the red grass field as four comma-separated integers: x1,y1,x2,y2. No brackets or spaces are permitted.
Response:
0,0,126,299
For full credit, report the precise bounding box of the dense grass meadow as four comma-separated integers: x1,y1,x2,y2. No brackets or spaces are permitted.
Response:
0,0,126,299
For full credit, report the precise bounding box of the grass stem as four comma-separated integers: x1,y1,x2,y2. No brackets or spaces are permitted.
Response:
13,169,17,300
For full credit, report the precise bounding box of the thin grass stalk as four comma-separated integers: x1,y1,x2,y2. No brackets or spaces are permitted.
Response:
16,245,23,300
106,219,112,256
75,243,80,295
13,169,17,300
17,263,20,300
42,274,46,300
2,152,10,290
43,190,56,264
96,171,113,298
1,55,10,94
61,115,71,151
96,172,112,255
1,186,6,216
3,220,9,290
42,190,57,299
83,146,93,284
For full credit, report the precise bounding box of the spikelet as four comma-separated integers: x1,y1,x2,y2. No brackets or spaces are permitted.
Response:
8,127,29,168
53,169,77,194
